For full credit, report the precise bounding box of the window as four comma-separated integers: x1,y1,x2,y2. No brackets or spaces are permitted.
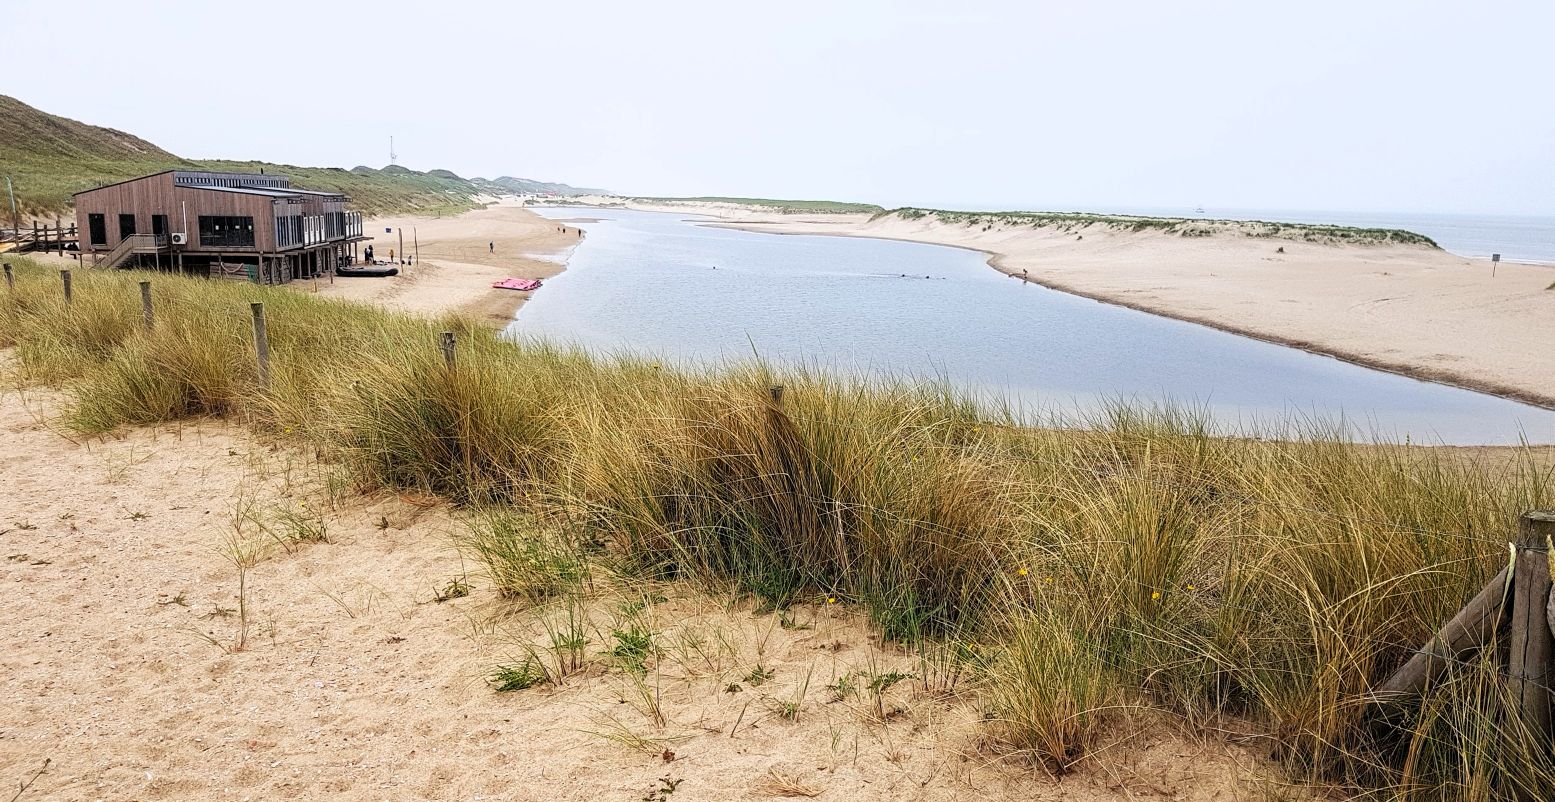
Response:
118,213,136,239
88,214,106,246
198,215,255,248
151,214,169,237
274,214,303,249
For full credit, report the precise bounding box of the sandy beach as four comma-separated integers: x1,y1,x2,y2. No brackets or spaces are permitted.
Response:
0,386,1285,801
314,200,582,323
609,199,1555,408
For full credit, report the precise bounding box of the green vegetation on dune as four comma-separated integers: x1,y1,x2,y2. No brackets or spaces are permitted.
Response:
3,256,1551,797
633,196,885,214
0,94,598,218
880,207,1441,247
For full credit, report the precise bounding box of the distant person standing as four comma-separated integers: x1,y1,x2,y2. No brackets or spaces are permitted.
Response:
489,241,494,253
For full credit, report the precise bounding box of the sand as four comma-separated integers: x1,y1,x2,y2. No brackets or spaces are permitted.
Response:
612,200,1555,408
313,200,581,323
0,383,1294,801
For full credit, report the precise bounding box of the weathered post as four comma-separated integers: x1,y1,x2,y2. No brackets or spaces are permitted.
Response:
139,280,153,330
1510,511,1555,738
770,385,785,406
250,302,271,390
1374,563,1513,701
440,331,456,370
3,263,12,290
61,269,72,305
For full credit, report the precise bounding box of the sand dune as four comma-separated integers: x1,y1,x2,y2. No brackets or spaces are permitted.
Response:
0,387,1287,800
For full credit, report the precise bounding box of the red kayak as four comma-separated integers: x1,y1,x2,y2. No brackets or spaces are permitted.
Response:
491,277,543,291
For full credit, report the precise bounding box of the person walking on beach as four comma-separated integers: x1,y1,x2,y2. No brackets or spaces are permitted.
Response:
489,241,494,253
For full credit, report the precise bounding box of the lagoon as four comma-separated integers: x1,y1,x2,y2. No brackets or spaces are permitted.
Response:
510,207,1555,446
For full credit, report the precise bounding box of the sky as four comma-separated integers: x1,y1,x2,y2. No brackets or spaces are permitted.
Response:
6,0,1553,215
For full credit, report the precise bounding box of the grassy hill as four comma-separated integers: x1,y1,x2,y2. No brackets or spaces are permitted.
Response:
0,95,597,219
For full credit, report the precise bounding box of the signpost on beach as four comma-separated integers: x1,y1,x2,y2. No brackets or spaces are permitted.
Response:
1492,253,1500,277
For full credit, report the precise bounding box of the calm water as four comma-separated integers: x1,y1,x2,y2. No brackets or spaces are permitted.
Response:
511,207,1555,445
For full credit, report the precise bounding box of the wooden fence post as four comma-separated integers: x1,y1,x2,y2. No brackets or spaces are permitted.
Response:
3,263,12,290
61,269,72,305
1510,511,1555,738
1373,563,1514,702
770,385,784,406
440,331,456,370
139,281,153,330
250,302,271,390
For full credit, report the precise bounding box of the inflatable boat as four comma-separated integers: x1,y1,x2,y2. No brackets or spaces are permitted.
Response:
335,264,400,278
492,277,543,291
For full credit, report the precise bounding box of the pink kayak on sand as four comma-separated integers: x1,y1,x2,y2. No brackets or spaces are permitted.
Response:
491,277,543,291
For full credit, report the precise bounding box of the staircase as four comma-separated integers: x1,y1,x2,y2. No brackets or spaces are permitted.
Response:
93,234,167,270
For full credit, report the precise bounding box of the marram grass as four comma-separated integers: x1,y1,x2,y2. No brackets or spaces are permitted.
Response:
3,257,1552,798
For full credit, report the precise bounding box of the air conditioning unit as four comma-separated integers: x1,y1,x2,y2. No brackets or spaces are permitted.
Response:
170,232,188,245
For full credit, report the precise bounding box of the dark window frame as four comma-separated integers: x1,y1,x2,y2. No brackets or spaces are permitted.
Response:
197,215,256,248
88,213,107,246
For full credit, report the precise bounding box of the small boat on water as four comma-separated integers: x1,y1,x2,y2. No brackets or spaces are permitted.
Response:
492,277,543,291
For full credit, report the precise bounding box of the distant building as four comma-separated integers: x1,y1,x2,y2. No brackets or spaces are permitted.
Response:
73,170,366,283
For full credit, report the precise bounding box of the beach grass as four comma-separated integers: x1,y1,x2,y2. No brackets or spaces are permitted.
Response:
2,256,1551,798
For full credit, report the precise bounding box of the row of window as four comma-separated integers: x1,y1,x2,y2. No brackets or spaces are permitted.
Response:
87,213,255,248
88,211,358,248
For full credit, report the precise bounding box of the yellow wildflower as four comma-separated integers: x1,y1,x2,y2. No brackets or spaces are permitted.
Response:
1150,591,1162,600
1016,567,1028,577
825,596,837,605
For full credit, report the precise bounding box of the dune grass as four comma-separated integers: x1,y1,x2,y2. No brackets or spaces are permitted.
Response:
879,208,1440,248
2,257,1552,798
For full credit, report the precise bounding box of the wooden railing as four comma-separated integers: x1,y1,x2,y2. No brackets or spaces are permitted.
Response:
92,234,167,270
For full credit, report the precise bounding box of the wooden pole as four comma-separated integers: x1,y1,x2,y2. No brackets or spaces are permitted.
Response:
61,269,72,305
440,331,456,369
769,385,784,406
139,280,153,330
2,263,12,290
1510,511,1555,737
1373,563,1513,702
250,302,271,390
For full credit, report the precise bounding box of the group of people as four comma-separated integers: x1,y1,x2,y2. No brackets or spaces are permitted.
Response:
363,244,413,266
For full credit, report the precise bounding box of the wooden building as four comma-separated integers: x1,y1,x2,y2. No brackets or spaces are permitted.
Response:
73,170,366,283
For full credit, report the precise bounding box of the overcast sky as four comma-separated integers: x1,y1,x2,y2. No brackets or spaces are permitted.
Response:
8,0,1552,215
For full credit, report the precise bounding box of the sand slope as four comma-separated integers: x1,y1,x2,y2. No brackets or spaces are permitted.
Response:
0,386,1289,801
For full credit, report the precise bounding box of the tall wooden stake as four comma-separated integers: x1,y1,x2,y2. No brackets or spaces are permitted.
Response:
440,331,456,369
2,263,12,290
250,302,271,390
1510,511,1555,737
139,280,153,330
769,385,785,406
61,269,72,305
